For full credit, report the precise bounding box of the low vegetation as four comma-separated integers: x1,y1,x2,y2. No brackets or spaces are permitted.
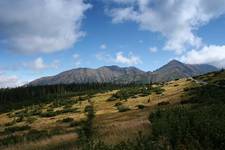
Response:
0,70,224,150
116,105,130,112
108,85,164,101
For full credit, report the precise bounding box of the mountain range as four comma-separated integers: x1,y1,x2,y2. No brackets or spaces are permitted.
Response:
29,60,218,86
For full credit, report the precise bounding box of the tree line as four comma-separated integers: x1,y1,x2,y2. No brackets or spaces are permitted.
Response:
0,83,139,112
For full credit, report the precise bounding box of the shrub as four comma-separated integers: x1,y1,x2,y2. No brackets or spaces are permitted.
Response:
40,111,57,117
70,121,79,127
15,116,24,122
131,95,138,98
107,96,117,101
149,104,225,150
78,96,88,101
61,117,74,123
63,104,73,109
136,104,145,109
139,93,149,97
151,86,165,95
4,125,31,133
114,102,122,107
186,78,192,81
47,108,54,112
117,105,130,112
84,105,94,113
157,101,170,106
26,117,37,123
57,108,79,114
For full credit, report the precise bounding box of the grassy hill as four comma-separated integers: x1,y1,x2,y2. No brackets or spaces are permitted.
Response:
0,70,225,150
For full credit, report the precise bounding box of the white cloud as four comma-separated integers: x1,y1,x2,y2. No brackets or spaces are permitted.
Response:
111,0,136,4
96,51,114,63
115,52,142,65
100,44,107,49
149,47,157,53
23,57,60,71
180,45,225,68
0,74,24,88
73,54,81,67
0,0,91,53
108,0,225,53
96,51,142,66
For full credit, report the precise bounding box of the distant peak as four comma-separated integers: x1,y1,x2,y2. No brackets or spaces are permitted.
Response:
127,66,143,71
100,65,120,70
167,59,184,65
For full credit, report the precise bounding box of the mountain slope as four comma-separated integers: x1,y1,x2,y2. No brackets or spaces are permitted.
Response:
29,60,218,86
29,66,146,86
153,60,218,82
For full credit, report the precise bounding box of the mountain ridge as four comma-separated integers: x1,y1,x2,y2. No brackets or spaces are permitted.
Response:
29,60,218,86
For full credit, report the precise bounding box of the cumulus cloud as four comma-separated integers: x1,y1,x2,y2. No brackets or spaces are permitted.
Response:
0,73,24,88
115,52,142,65
181,45,225,68
149,47,157,53
112,0,136,4
96,51,142,65
23,57,60,71
96,51,115,63
0,0,91,53
107,0,225,53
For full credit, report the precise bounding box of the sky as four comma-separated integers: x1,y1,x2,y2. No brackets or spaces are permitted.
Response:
0,0,225,88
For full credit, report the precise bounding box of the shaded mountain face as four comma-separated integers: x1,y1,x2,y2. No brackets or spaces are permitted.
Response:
152,60,218,82
29,60,218,86
29,66,147,86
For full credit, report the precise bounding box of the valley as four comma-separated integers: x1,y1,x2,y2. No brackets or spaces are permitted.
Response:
1,69,224,149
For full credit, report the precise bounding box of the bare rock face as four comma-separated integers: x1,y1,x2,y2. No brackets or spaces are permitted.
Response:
29,60,218,86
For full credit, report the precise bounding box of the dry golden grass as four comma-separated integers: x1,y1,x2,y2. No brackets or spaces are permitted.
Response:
91,78,193,144
0,78,195,148
93,108,152,144
2,133,78,150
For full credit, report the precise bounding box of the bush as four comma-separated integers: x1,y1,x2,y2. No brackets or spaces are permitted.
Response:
131,95,138,98
61,117,74,123
57,108,79,114
136,104,145,109
84,105,94,113
157,101,170,106
151,86,165,95
107,96,117,101
70,121,79,127
149,104,225,149
15,116,24,122
117,105,130,112
26,117,37,123
114,102,122,107
4,125,31,133
40,111,57,117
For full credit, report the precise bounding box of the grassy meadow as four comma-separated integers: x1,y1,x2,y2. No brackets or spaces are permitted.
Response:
0,70,225,149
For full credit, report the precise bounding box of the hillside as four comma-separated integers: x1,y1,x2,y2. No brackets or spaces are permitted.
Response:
0,70,225,149
153,60,218,82
29,60,218,86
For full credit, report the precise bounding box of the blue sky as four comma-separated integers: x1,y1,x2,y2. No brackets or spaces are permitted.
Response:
0,0,225,87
